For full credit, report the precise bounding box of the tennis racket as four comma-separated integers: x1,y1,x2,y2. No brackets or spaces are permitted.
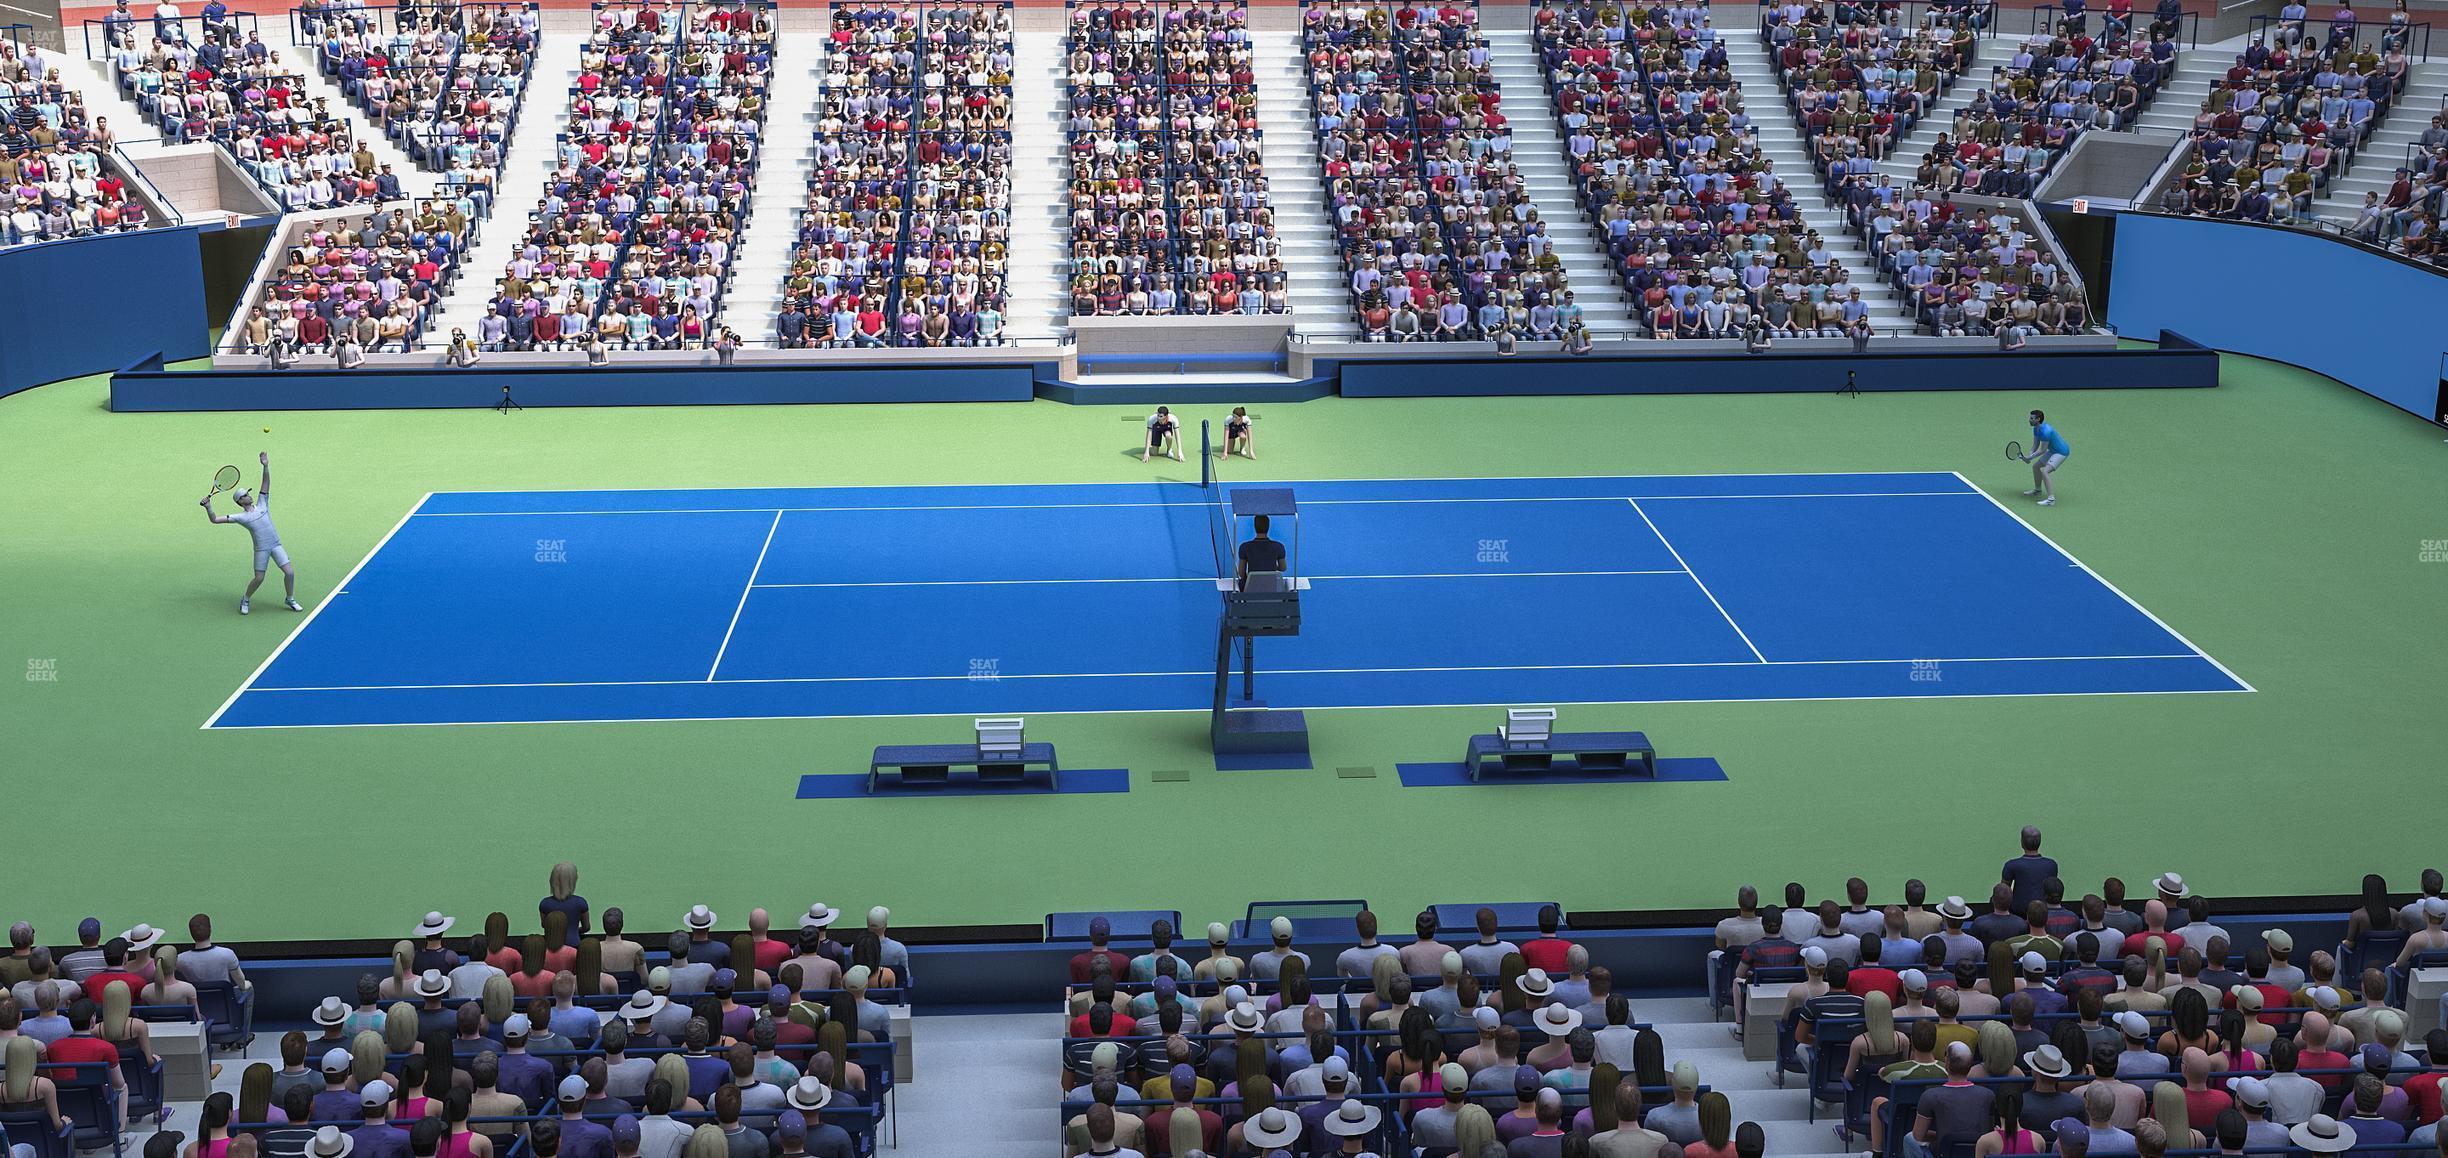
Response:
211,464,243,495
2005,440,2023,462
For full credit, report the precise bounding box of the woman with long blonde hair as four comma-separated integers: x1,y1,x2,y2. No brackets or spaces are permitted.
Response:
376,942,417,1002
142,947,202,1021
1452,1102,1498,1157
1,1036,64,1136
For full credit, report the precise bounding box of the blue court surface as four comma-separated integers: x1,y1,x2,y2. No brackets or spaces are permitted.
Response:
205,472,2251,729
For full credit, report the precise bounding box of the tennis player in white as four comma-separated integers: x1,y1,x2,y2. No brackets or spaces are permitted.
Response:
200,452,303,615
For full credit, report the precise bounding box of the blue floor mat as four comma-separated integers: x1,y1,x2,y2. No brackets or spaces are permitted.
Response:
796,768,1132,798
1394,757,1728,787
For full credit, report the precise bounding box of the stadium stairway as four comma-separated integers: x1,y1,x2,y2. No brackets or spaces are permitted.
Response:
2129,47,2264,136
1720,32,1921,335
286,39,439,201
1866,35,2027,186
2304,60,2448,225
429,15,586,343
1483,27,1643,336
53,48,214,224
1252,24,1362,340
1006,20,1071,343
724,9,832,347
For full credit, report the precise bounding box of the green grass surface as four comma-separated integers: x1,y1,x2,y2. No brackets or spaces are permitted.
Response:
5,357,2444,942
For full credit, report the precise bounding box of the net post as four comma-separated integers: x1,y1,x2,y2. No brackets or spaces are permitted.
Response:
1201,421,1213,488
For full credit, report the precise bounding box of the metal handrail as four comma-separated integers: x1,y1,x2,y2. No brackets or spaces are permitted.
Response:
2026,2,2197,49
2248,12,2430,61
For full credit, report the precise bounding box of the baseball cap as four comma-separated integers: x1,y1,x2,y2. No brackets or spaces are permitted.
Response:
1513,1065,1541,1096
78,918,101,940
1801,946,1828,968
1899,968,1928,992
775,1111,806,1143
321,1048,353,1074
1322,1056,1349,1086
2019,951,2046,974
1672,1061,1699,1090
1207,921,1229,945
359,1079,393,1108
2116,1011,2150,1039
1473,1006,1500,1031
503,1014,532,1038
1439,1062,1467,1089
1088,916,1111,938
558,1076,587,1103
2229,1076,2270,1109
611,1116,640,1146
2264,929,2294,952
1270,916,1293,939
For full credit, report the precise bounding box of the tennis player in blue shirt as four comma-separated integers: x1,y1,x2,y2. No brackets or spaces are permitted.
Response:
2021,410,2071,506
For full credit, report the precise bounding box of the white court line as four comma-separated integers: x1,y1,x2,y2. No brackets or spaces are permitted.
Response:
404,491,1983,518
1948,471,2256,693
238,654,2210,694
750,569,1690,589
200,492,432,731
705,511,784,682
419,468,1966,500
1625,499,1769,664
200,685,2258,731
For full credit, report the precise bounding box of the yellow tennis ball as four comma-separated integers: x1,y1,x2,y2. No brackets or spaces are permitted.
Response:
262,427,270,433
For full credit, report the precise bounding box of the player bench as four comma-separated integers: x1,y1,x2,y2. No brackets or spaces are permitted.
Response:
868,742,1060,793
1462,730,1655,782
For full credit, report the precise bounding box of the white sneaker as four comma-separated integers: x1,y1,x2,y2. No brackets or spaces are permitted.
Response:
2037,497,2055,506
285,598,304,612
239,599,250,615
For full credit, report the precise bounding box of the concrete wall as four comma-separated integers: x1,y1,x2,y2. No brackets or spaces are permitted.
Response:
124,143,281,220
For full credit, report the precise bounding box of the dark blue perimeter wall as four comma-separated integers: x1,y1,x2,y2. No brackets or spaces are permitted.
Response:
110,361,1047,410
1331,345,2218,397
2110,212,2446,421
112,347,2217,410
0,226,211,398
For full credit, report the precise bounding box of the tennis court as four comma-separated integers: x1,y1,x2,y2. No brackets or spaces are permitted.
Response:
203,471,2249,729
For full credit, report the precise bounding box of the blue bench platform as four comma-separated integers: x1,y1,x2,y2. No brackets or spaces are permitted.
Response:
1464,730,1656,781
869,742,1059,793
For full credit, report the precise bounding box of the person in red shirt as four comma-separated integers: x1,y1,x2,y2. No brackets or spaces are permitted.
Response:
1520,905,1576,975
2294,1010,2356,1094
43,999,127,1125
1848,935,1905,1003
1068,999,1135,1040
2403,1030,2448,1125
2121,900,2186,960
1068,918,1131,985
2179,1048,2231,1130
743,910,792,977
82,939,149,1008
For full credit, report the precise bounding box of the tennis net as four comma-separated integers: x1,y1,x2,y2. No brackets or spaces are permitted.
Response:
1204,420,1233,584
